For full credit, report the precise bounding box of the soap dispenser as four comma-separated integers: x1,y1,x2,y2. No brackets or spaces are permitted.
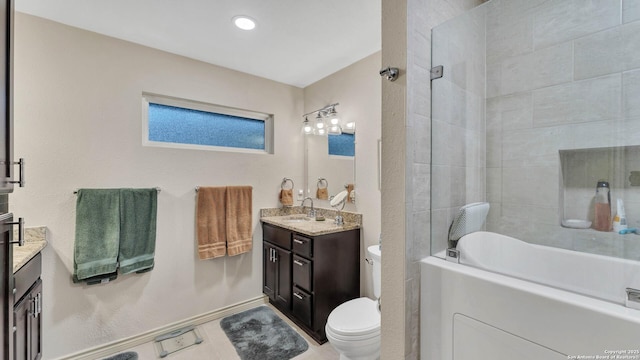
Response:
593,181,611,232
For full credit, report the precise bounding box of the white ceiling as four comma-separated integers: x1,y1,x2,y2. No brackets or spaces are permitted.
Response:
15,0,381,88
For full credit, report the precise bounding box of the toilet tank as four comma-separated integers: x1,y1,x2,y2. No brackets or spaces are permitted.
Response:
367,245,381,299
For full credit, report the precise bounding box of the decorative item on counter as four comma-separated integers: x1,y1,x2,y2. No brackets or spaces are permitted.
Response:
612,198,628,232
316,178,328,200
593,180,612,232
279,178,294,207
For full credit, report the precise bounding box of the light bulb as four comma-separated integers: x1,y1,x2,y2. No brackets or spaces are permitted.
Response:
345,121,355,129
233,16,256,30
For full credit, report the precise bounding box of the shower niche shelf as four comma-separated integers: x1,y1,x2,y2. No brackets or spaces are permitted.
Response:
560,145,640,231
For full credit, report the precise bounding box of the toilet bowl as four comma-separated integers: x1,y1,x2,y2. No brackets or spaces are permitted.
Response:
325,245,381,360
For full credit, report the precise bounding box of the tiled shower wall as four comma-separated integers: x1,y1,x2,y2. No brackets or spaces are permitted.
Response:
486,0,640,258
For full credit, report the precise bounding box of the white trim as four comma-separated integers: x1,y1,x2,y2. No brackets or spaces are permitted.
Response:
53,296,268,360
141,92,274,154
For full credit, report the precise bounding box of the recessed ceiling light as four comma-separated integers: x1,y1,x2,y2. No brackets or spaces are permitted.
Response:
233,16,256,31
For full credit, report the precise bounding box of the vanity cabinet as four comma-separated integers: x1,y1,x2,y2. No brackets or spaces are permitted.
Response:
262,222,360,343
12,253,42,360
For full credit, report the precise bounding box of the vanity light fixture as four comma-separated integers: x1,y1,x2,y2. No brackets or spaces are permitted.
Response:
315,112,325,130
233,16,256,31
302,103,340,136
302,116,313,135
328,123,342,135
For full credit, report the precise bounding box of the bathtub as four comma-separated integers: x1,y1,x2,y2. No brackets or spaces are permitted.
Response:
420,231,640,360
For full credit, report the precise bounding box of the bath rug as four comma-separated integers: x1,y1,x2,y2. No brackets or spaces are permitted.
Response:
153,325,204,358
220,306,309,360
102,351,138,360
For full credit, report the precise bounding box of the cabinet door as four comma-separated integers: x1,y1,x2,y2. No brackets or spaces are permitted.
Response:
274,247,291,310
12,294,26,360
262,243,276,301
28,281,41,360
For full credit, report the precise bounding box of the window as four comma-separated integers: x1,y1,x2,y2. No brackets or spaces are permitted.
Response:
142,93,273,153
328,133,355,157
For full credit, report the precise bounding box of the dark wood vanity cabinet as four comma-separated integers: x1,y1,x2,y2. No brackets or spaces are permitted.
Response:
13,253,42,360
262,222,360,343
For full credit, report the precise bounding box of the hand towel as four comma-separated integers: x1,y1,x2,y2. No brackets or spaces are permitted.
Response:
346,184,354,203
279,189,293,206
197,187,227,259
226,186,253,256
73,189,121,281
118,188,158,274
316,187,328,200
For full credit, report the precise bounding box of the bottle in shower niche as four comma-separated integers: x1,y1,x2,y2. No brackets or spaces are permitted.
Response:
593,180,612,232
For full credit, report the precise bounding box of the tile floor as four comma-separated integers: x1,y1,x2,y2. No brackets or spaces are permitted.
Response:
104,304,340,359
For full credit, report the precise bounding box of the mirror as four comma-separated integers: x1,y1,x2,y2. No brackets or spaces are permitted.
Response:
306,133,355,207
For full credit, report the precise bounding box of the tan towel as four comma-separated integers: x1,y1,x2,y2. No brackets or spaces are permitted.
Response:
226,186,253,256
279,189,293,206
316,187,328,200
197,187,227,259
346,183,354,203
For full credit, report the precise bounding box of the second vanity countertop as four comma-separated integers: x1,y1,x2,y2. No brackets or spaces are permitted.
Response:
260,207,361,237
13,227,47,273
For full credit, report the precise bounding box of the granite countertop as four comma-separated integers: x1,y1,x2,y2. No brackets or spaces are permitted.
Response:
13,227,47,273
260,207,361,236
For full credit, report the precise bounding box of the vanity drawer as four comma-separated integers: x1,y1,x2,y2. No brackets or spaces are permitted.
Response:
14,252,41,302
292,286,312,327
263,223,291,250
292,255,312,292
292,235,312,258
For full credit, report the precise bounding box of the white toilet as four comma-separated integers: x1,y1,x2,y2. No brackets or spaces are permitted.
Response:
325,245,381,360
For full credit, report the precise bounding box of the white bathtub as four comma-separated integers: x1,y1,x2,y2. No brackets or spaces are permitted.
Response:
421,231,640,360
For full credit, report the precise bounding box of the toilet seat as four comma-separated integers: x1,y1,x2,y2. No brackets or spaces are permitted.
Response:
326,297,380,341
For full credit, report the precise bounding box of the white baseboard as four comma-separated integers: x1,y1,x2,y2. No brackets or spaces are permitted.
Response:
54,295,268,360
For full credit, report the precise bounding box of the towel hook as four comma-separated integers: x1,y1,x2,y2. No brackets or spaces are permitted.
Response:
281,178,294,190
317,178,328,189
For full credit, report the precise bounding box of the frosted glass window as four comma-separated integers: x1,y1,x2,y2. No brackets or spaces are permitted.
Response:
143,94,273,153
328,133,355,157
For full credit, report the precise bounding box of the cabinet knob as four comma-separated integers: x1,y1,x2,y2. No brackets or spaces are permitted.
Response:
293,292,304,300
293,260,304,266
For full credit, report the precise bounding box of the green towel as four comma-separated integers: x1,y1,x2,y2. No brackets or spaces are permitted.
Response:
118,188,158,274
74,189,121,280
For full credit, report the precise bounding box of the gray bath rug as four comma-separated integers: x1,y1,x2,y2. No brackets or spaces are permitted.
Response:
153,325,204,358
102,352,138,360
220,306,309,360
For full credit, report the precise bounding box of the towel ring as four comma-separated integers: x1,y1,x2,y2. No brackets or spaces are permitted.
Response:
281,178,294,190
317,178,328,189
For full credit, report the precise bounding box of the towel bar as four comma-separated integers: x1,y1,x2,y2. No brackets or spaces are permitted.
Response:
73,187,161,194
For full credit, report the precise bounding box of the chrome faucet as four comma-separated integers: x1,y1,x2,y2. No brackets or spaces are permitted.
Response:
301,197,316,218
